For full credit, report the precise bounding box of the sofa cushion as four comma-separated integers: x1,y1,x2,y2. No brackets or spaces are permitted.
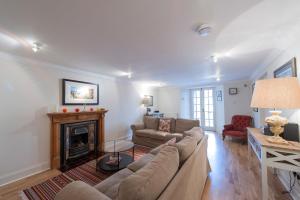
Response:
95,168,133,200
55,181,111,200
158,118,171,132
184,127,204,144
149,138,176,155
170,136,197,163
166,133,183,142
127,153,155,172
118,146,179,200
175,119,200,133
144,116,159,130
135,129,170,140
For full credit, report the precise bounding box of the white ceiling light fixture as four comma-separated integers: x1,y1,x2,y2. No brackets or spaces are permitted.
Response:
211,55,218,63
216,77,220,81
32,42,42,53
127,72,132,79
194,24,212,37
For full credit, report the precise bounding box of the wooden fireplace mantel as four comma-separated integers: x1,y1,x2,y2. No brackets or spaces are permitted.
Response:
47,110,108,169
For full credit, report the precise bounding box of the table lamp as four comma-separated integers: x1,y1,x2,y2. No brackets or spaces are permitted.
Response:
250,77,300,144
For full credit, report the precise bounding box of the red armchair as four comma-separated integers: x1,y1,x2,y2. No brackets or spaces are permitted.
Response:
222,115,252,142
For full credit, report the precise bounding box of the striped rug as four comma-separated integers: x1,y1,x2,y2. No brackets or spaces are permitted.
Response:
21,145,150,200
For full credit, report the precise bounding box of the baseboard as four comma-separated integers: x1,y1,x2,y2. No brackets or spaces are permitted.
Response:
0,162,50,186
0,136,132,187
277,170,300,200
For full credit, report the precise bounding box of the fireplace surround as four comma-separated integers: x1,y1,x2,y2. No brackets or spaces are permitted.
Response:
47,110,108,170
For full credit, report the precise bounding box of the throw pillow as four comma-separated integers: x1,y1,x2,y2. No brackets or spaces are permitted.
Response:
158,119,171,132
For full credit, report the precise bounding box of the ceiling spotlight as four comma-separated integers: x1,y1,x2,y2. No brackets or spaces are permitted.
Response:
32,42,42,53
211,55,218,63
216,77,220,81
127,72,132,79
194,24,212,37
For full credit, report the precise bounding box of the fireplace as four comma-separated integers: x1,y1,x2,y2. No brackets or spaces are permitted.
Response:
48,110,107,170
60,121,98,171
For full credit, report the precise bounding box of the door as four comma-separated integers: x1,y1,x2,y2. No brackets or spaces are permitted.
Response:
191,88,216,131
201,88,215,131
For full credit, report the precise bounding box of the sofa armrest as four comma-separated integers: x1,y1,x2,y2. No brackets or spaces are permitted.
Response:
55,181,111,200
223,124,233,131
131,124,145,131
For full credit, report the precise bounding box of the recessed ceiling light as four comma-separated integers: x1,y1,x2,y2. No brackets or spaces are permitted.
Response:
127,72,132,79
194,24,212,37
211,55,218,63
32,42,42,53
216,77,220,81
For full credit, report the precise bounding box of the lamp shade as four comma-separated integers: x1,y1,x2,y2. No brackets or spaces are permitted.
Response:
250,77,300,109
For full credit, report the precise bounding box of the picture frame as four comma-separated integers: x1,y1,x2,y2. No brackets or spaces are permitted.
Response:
216,90,222,101
274,57,297,78
62,79,99,105
251,83,258,112
229,88,238,95
145,95,153,106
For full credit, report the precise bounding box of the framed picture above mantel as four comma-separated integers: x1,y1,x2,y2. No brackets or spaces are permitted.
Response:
273,57,297,78
62,79,99,105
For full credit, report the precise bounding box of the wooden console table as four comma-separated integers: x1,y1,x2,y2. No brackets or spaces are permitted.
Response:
247,128,300,200
47,110,108,169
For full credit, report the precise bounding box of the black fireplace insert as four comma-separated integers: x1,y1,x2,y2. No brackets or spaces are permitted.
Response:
60,121,98,171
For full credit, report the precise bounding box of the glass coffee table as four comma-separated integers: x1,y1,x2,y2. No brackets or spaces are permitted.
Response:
96,139,135,171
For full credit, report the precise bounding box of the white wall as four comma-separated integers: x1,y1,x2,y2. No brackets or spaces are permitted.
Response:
180,89,190,119
223,80,253,124
0,52,157,185
215,85,225,134
157,87,181,118
251,41,300,199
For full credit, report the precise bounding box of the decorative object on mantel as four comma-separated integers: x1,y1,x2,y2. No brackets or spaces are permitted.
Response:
62,79,99,105
251,77,300,144
142,95,153,115
75,108,80,112
229,88,237,95
62,108,68,113
90,107,94,112
274,57,297,78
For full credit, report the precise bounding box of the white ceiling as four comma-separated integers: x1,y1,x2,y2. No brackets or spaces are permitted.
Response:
0,0,300,86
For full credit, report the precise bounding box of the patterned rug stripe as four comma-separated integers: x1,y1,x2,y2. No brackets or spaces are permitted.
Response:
21,146,150,200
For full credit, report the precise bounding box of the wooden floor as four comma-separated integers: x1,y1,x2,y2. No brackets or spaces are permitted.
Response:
202,131,292,200
0,132,293,200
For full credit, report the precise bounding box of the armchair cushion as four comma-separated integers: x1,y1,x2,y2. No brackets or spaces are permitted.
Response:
231,115,252,131
223,115,252,140
223,130,247,137
223,124,234,131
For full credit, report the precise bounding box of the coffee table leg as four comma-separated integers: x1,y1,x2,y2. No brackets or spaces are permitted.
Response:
132,146,135,161
118,152,120,168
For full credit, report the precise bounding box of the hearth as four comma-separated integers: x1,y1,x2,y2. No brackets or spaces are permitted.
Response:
60,121,98,171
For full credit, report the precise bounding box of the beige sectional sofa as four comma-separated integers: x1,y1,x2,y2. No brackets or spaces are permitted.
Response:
131,116,200,148
55,127,210,200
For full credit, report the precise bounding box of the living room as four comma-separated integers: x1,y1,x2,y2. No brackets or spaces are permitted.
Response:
1,0,300,200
